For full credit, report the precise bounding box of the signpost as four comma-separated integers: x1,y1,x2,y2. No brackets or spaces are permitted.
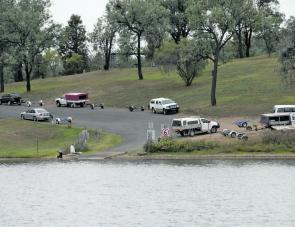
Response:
147,122,156,142
160,124,171,138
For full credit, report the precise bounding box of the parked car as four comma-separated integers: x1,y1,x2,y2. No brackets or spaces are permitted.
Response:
172,116,220,137
148,98,179,115
20,108,52,121
0,93,22,105
272,105,295,113
55,93,89,108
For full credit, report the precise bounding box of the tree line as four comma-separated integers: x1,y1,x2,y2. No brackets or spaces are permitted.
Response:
0,0,294,106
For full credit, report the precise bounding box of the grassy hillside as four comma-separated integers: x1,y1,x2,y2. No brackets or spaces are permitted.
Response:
4,55,295,117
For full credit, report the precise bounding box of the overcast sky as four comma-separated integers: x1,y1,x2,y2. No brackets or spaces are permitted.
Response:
51,0,295,32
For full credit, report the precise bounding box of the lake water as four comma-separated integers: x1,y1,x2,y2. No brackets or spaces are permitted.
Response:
0,159,295,227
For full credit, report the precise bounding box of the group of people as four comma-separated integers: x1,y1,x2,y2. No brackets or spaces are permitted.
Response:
26,100,43,107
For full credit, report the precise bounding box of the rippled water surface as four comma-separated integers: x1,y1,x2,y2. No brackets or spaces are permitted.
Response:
0,159,295,226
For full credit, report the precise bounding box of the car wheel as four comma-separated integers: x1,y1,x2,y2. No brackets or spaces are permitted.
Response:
180,131,185,137
189,130,195,137
163,109,167,115
242,122,248,128
8,101,11,106
56,101,61,107
152,108,156,114
21,114,25,120
33,116,37,122
211,127,217,133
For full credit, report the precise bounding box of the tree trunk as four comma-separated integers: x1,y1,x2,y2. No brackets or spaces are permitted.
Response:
104,37,114,71
0,63,4,93
25,64,31,92
137,33,143,80
244,28,252,58
14,63,24,82
211,55,219,106
236,28,244,58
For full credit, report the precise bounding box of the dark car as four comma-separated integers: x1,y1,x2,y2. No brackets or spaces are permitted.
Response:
0,93,22,105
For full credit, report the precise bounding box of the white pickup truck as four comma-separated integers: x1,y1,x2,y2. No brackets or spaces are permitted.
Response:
55,93,89,108
172,116,220,137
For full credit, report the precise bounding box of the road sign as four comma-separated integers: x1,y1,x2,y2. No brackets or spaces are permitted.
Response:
161,128,171,137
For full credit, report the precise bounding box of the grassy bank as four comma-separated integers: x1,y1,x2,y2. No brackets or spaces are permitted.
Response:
141,131,295,157
5,55,295,117
0,119,122,158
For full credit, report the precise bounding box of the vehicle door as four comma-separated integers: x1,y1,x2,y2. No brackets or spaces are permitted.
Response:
28,109,36,120
3,95,9,103
201,118,211,132
155,101,161,112
24,110,31,119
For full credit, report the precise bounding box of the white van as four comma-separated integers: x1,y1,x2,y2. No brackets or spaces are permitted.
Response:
260,113,295,130
273,105,295,113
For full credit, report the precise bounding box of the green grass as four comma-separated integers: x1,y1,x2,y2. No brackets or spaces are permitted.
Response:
143,137,295,156
0,119,122,158
4,55,295,117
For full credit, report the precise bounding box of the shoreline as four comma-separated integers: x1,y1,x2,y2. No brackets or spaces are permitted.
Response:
1,153,295,162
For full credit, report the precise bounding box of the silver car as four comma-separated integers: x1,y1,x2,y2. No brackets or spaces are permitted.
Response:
20,108,52,121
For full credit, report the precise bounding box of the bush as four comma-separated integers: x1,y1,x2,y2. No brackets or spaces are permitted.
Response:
144,138,218,153
262,131,295,145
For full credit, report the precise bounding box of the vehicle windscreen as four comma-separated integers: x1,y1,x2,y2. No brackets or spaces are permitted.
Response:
36,109,48,113
162,100,174,105
172,120,182,127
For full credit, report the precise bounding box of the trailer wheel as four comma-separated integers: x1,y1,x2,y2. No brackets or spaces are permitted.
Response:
230,132,237,138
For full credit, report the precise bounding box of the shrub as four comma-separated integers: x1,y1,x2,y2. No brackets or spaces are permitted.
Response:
144,138,218,153
262,131,295,145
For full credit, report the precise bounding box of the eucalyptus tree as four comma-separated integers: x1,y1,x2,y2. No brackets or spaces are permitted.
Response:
188,0,235,106
116,28,136,67
279,17,295,88
58,14,88,74
109,0,168,80
90,9,118,71
156,40,208,87
7,0,56,92
242,0,280,57
257,2,283,56
161,0,190,44
0,0,16,92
